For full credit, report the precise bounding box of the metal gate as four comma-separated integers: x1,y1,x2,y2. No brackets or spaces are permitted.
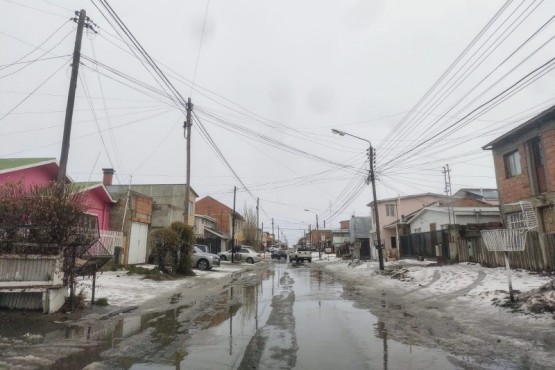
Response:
400,229,449,259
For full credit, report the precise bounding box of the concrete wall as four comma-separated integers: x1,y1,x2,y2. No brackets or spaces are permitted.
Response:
0,254,66,313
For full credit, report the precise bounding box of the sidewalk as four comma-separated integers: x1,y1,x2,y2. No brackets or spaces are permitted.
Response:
77,262,255,308
313,256,555,319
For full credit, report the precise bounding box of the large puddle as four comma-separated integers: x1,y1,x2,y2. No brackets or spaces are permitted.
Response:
1,263,499,369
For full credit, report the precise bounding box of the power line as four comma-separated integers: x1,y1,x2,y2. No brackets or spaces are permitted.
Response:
0,59,69,121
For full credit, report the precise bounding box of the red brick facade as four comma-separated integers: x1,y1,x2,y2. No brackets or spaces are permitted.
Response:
339,220,350,230
195,196,234,235
492,128,554,204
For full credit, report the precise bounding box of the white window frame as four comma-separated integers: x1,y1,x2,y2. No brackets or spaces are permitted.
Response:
385,204,396,217
504,149,522,178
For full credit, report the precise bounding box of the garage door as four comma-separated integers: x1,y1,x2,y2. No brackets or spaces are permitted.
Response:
128,222,148,264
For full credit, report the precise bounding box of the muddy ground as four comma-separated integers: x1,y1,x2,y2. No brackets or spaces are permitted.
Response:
0,265,266,370
312,262,555,370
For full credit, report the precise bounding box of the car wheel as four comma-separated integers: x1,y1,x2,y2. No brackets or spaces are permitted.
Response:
246,257,254,264
220,255,227,261
197,259,209,271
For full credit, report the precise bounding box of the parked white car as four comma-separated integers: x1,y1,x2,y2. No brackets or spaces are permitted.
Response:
218,246,260,263
193,246,221,271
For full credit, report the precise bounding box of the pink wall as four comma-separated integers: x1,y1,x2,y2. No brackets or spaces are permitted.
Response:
0,166,111,231
84,188,111,231
372,194,447,258
0,167,53,189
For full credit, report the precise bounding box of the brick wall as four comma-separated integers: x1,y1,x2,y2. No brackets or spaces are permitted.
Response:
493,128,555,204
494,142,531,204
195,197,232,234
543,129,555,191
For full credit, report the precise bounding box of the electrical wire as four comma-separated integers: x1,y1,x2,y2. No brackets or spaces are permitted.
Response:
0,58,69,121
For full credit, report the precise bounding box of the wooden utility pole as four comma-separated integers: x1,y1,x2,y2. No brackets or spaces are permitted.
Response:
184,97,193,225
231,186,237,262
58,9,93,311
271,218,275,247
256,197,260,250
370,147,384,270
58,9,87,186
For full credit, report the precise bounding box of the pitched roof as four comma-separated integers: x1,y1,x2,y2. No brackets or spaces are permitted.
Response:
454,188,498,200
0,158,57,172
107,183,199,197
367,192,447,206
74,181,115,203
482,104,555,150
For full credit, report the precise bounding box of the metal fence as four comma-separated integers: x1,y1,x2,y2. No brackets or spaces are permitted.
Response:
400,229,449,259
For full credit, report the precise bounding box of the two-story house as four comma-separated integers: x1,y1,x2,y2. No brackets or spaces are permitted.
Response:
369,193,447,260
483,104,555,270
195,196,245,247
194,214,230,253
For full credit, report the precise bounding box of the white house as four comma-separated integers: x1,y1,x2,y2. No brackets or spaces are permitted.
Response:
408,204,501,233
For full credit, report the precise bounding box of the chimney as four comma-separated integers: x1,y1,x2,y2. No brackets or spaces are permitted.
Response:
102,168,115,186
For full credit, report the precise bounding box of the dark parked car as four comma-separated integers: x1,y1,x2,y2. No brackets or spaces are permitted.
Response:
271,249,287,260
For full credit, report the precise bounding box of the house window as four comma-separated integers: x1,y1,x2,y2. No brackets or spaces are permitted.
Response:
504,150,521,178
528,138,547,194
188,201,193,216
385,204,396,217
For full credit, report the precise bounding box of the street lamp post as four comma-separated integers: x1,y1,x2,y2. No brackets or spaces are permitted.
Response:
331,128,384,270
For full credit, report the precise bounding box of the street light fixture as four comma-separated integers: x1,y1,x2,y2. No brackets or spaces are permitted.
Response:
331,128,385,270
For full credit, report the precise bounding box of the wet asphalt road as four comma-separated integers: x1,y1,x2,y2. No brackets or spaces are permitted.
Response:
1,261,506,369
67,261,476,370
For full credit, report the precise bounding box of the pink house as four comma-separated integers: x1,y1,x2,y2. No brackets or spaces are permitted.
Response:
369,193,448,260
0,158,118,313
0,158,114,230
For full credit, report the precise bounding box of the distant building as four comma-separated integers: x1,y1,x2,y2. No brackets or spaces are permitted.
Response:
349,216,371,260
453,188,499,205
195,196,245,246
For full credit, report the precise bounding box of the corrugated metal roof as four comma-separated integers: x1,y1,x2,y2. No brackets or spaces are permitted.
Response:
0,158,56,171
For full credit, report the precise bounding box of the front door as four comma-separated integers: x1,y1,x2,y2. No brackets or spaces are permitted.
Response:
128,222,148,264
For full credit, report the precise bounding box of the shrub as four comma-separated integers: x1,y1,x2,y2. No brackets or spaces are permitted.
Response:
170,222,195,276
95,297,108,306
150,228,179,274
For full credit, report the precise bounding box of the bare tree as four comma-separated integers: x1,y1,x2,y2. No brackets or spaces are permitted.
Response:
242,203,259,249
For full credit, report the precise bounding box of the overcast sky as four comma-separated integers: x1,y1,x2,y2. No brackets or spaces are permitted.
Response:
1,0,554,243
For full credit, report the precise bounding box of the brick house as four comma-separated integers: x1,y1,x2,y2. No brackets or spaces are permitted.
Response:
195,196,245,246
483,104,555,269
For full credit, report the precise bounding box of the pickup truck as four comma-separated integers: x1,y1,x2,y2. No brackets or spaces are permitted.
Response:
289,248,312,263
